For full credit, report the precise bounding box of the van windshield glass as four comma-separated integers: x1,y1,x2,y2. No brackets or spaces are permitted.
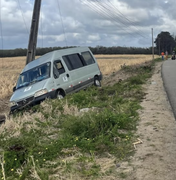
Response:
16,62,51,89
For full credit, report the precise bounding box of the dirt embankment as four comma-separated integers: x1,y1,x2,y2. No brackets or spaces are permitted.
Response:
127,61,176,180
101,61,176,180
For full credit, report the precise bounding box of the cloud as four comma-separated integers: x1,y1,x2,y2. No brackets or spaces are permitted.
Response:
0,0,175,49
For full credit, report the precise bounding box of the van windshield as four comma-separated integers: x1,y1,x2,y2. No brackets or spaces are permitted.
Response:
16,62,51,90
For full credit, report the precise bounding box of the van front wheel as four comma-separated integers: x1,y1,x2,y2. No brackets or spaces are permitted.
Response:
56,90,64,100
94,77,101,87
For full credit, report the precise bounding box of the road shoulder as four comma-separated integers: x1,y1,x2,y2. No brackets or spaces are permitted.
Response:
130,61,176,180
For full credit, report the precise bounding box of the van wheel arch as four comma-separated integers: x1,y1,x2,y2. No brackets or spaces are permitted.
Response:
55,89,65,99
94,76,101,87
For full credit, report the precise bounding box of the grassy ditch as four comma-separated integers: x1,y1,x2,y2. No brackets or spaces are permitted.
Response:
0,58,161,179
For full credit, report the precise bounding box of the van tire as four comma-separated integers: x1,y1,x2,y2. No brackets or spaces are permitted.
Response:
94,77,101,87
56,90,64,100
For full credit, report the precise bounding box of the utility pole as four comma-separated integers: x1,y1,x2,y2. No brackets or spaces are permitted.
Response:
158,38,160,56
26,0,42,65
152,28,154,60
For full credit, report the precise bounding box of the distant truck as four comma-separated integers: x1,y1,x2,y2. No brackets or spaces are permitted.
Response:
10,47,102,112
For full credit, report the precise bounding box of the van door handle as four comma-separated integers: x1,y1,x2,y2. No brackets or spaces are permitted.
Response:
66,74,69,78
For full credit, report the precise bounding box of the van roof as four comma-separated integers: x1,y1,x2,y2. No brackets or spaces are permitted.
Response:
22,46,90,73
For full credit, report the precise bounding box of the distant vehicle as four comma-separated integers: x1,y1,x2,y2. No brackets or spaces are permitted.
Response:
172,51,175,60
10,47,102,112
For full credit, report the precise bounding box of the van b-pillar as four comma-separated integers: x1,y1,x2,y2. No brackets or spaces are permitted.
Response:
26,0,42,65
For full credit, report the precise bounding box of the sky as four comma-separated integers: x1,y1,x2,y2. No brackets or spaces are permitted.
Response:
0,0,175,49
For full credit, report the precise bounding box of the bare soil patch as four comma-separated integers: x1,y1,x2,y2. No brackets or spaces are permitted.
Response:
126,61,176,180
99,61,176,180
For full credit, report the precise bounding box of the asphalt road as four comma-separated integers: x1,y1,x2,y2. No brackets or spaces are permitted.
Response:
162,58,176,119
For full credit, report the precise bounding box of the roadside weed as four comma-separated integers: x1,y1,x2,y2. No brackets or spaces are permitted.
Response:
0,60,156,179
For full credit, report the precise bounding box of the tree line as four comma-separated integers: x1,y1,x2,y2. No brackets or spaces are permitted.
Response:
0,31,175,57
0,46,156,58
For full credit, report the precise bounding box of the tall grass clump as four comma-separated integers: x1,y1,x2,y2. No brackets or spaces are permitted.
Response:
0,59,157,179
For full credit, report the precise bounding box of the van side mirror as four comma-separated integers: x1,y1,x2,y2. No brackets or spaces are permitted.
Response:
13,86,16,92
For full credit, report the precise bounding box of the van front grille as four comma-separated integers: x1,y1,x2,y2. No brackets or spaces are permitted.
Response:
17,96,34,106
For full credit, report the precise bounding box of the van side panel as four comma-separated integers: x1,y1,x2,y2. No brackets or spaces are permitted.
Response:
61,49,101,92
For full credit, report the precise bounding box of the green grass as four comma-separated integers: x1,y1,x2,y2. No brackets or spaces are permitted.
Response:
0,58,160,179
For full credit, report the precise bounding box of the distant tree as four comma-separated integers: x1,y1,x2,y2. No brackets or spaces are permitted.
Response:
155,31,176,55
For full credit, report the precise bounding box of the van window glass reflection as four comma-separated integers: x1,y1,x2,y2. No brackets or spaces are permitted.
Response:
16,62,51,89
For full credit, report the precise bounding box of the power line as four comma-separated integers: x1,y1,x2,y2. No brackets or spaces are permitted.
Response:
0,0,4,58
95,0,133,27
82,0,139,37
96,0,148,38
16,0,29,34
83,1,128,30
39,3,44,48
81,0,147,39
17,0,44,48
107,0,147,37
83,0,137,36
56,0,68,47
89,0,146,38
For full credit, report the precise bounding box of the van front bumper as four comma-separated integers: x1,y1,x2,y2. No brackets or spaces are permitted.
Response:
10,90,56,113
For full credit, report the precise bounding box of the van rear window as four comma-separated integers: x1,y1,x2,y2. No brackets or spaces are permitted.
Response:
63,53,84,70
81,51,95,65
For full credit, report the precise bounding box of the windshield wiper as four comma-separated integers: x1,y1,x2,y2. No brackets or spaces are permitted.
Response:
16,82,30,90
17,78,44,89
29,78,43,85
29,80,37,85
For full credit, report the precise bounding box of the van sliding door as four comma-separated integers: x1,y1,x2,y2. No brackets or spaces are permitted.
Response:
62,53,89,91
53,60,73,93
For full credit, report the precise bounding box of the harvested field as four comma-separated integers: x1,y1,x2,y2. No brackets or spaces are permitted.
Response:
0,54,158,113
96,54,158,75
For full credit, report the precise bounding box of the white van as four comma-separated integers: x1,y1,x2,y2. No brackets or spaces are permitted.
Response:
10,47,102,112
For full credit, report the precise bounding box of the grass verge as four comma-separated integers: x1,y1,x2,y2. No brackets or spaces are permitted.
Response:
0,58,161,180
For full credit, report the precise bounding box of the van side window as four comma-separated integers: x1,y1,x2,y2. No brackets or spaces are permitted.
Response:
63,54,84,71
81,51,95,65
62,56,72,70
53,61,65,78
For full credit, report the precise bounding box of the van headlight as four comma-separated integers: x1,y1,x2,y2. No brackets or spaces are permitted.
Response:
34,89,48,98
10,101,17,107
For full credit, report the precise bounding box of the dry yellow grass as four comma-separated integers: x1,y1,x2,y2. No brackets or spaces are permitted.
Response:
95,54,159,75
0,57,25,99
0,54,158,103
